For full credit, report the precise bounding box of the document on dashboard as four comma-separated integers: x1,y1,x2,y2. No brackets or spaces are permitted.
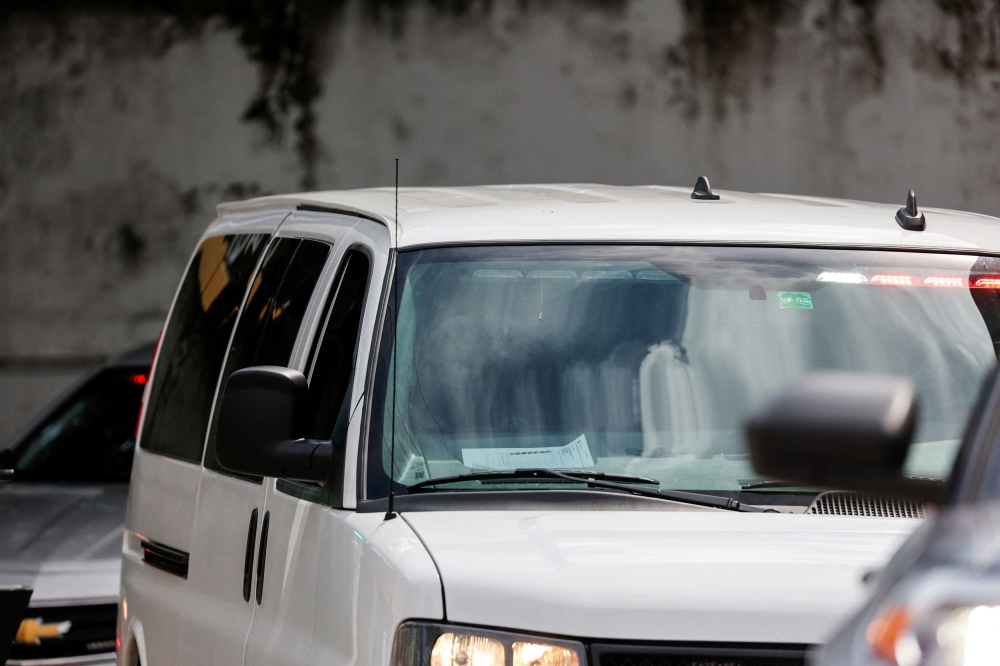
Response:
462,434,595,471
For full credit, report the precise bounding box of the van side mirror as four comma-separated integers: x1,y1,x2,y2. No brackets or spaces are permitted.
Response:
217,367,332,483
745,372,944,501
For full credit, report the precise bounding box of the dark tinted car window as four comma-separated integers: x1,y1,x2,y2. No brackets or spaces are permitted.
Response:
12,368,148,482
204,238,331,475
307,250,371,444
278,249,371,505
140,234,269,462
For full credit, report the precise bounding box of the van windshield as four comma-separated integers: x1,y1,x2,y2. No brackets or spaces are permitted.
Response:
365,245,1000,502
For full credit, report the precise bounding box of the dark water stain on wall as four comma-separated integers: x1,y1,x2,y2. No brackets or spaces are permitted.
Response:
2,0,352,190
930,0,1000,83
7,0,991,187
673,1,789,119
0,0,627,190
662,0,885,120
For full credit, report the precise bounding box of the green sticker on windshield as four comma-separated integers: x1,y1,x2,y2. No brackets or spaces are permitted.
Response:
777,292,813,309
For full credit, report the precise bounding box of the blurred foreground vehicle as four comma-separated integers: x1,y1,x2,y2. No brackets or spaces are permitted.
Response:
0,343,153,666
747,371,1000,666
121,183,1000,666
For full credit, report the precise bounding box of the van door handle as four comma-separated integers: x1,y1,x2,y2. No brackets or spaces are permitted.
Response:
255,511,270,604
243,508,259,602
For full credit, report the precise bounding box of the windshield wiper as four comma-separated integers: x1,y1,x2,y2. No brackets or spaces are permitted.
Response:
739,479,802,490
407,468,764,512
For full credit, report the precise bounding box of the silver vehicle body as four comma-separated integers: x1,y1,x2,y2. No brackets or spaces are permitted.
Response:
2,345,152,666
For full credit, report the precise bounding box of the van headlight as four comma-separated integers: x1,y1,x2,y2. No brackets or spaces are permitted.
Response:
392,622,585,666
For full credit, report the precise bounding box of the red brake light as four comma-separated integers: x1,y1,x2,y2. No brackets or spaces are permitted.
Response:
870,274,914,286
127,374,148,385
923,276,966,287
974,277,1000,288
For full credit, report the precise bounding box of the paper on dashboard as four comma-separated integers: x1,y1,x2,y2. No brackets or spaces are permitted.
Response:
461,434,595,471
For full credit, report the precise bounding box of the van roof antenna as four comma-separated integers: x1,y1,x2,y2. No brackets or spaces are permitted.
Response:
691,175,720,201
895,189,926,231
385,157,399,521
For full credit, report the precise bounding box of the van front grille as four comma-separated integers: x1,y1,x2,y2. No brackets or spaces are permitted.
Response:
592,643,808,666
808,491,925,518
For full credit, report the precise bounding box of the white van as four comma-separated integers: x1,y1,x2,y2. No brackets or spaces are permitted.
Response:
120,183,1000,666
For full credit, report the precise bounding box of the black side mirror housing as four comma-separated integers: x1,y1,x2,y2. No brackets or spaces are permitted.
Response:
217,366,332,483
745,372,944,501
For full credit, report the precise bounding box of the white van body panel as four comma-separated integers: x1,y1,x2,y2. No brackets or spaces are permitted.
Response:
241,498,443,666
120,452,200,666
402,511,917,644
125,451,201,559
216,185,1000,254
174,470,267,666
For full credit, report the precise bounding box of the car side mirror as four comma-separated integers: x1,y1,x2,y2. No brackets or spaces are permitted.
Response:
217,366,332,483
745,372,944,501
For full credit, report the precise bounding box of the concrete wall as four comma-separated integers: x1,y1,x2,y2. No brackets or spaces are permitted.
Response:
2,0,1000,441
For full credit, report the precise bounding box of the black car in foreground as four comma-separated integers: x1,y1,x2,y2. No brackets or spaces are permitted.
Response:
747,370,1000,666
0,343,153,666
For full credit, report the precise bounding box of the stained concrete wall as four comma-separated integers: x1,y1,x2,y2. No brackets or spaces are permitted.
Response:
2,0,1000,441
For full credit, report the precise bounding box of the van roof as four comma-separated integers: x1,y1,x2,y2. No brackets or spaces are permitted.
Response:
216,184,1000,254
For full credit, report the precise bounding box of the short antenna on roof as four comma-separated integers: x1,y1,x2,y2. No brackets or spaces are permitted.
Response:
385,158,400,522
691,175,720,201
895,189,926,231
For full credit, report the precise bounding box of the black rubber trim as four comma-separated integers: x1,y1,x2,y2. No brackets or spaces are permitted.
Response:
141,539,189,578
358,250,396,501
255,511,270,605
356,489,721,513
242,508,258,602
590,640,810,665
393,238,1000,260
296,204,388,227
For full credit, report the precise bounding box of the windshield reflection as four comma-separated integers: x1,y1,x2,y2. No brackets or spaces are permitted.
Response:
364,246,1000,499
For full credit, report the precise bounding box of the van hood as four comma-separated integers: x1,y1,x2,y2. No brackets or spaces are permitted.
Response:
0,483,126,604
402,510,919,645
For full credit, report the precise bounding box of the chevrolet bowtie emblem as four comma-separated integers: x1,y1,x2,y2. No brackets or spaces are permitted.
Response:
15,617,72,644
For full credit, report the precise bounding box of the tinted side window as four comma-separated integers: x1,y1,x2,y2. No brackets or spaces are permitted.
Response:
307,250,371,444
12,368,148,482
141,234,269,462
278,249,371,504
204,238,332,475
